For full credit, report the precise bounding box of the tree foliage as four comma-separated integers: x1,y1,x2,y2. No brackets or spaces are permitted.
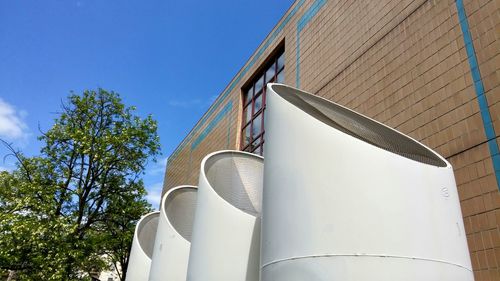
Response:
0,89,160,280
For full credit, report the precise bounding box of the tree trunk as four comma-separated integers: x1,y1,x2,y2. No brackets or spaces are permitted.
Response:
6,270,16,281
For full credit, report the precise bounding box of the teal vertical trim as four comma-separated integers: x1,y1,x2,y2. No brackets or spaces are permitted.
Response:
456,0,500,190
297,0,327,33
295,0,328,87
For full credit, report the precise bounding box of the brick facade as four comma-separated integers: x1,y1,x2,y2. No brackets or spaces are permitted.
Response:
164,0,500,278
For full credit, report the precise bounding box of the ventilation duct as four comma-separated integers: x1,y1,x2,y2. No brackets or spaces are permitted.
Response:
125,211,159,281
187,150,263,281
148,185,197,281
260,84,473,280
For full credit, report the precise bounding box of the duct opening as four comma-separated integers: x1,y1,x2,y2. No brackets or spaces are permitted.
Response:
204,151,264,216
270,84,447,167
137,213,159,259
164,187,198,242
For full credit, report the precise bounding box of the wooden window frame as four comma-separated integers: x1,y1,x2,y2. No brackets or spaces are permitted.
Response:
240,50,285,156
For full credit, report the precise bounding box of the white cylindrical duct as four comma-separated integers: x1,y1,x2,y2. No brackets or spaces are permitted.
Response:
126,211,159,281
149,185,198,281
261,84,473,281
187,150,263,281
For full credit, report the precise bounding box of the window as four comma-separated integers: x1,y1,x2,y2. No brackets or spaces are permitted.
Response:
241,51,285,156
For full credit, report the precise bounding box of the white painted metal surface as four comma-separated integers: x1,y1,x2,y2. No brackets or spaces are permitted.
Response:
187,150,263,281
149,186,198,281
261,84,473,280
125,211,159,281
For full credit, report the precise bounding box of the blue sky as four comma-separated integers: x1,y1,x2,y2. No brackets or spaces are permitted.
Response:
0,1,295,209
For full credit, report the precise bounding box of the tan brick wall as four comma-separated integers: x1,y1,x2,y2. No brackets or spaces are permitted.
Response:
164,0,500,277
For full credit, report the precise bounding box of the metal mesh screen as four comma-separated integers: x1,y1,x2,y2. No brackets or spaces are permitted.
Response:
204,152,264,216
164,187,197,242
138,213,159,259
271,85,447,167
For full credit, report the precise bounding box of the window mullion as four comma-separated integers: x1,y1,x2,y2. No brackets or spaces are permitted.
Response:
240,50,284,156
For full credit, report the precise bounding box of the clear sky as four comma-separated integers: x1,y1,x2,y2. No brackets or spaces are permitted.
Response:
0,0,295,209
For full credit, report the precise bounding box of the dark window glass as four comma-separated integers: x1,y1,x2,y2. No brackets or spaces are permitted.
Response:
255,94,263,113
241,49,284,156
244,104,252,123
255,75,264,94
277,70,284,83
252,114,262,139
245,86,254,105
244,125,251,146
277,53,284,71
265,63,276,83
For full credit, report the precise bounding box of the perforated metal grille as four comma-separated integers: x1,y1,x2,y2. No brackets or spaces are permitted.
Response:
271,85,447,167
165,187,197,242
204,152,264,216
137,213,159,259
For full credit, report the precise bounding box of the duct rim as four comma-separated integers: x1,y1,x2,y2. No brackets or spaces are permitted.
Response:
200,150,264,217
269,84,448,167
135,211,160,259
162,185,198,242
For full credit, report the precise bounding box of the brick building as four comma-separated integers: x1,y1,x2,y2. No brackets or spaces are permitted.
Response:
163,0,500,279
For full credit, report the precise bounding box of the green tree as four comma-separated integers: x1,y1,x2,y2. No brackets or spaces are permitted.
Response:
0,89,160,280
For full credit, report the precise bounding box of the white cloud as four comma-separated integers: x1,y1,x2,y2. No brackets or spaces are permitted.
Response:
0,98,29,141
0,165,13,172
168,98,203,108
147,156,168,176
168,95,221,109
145,182,164,210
